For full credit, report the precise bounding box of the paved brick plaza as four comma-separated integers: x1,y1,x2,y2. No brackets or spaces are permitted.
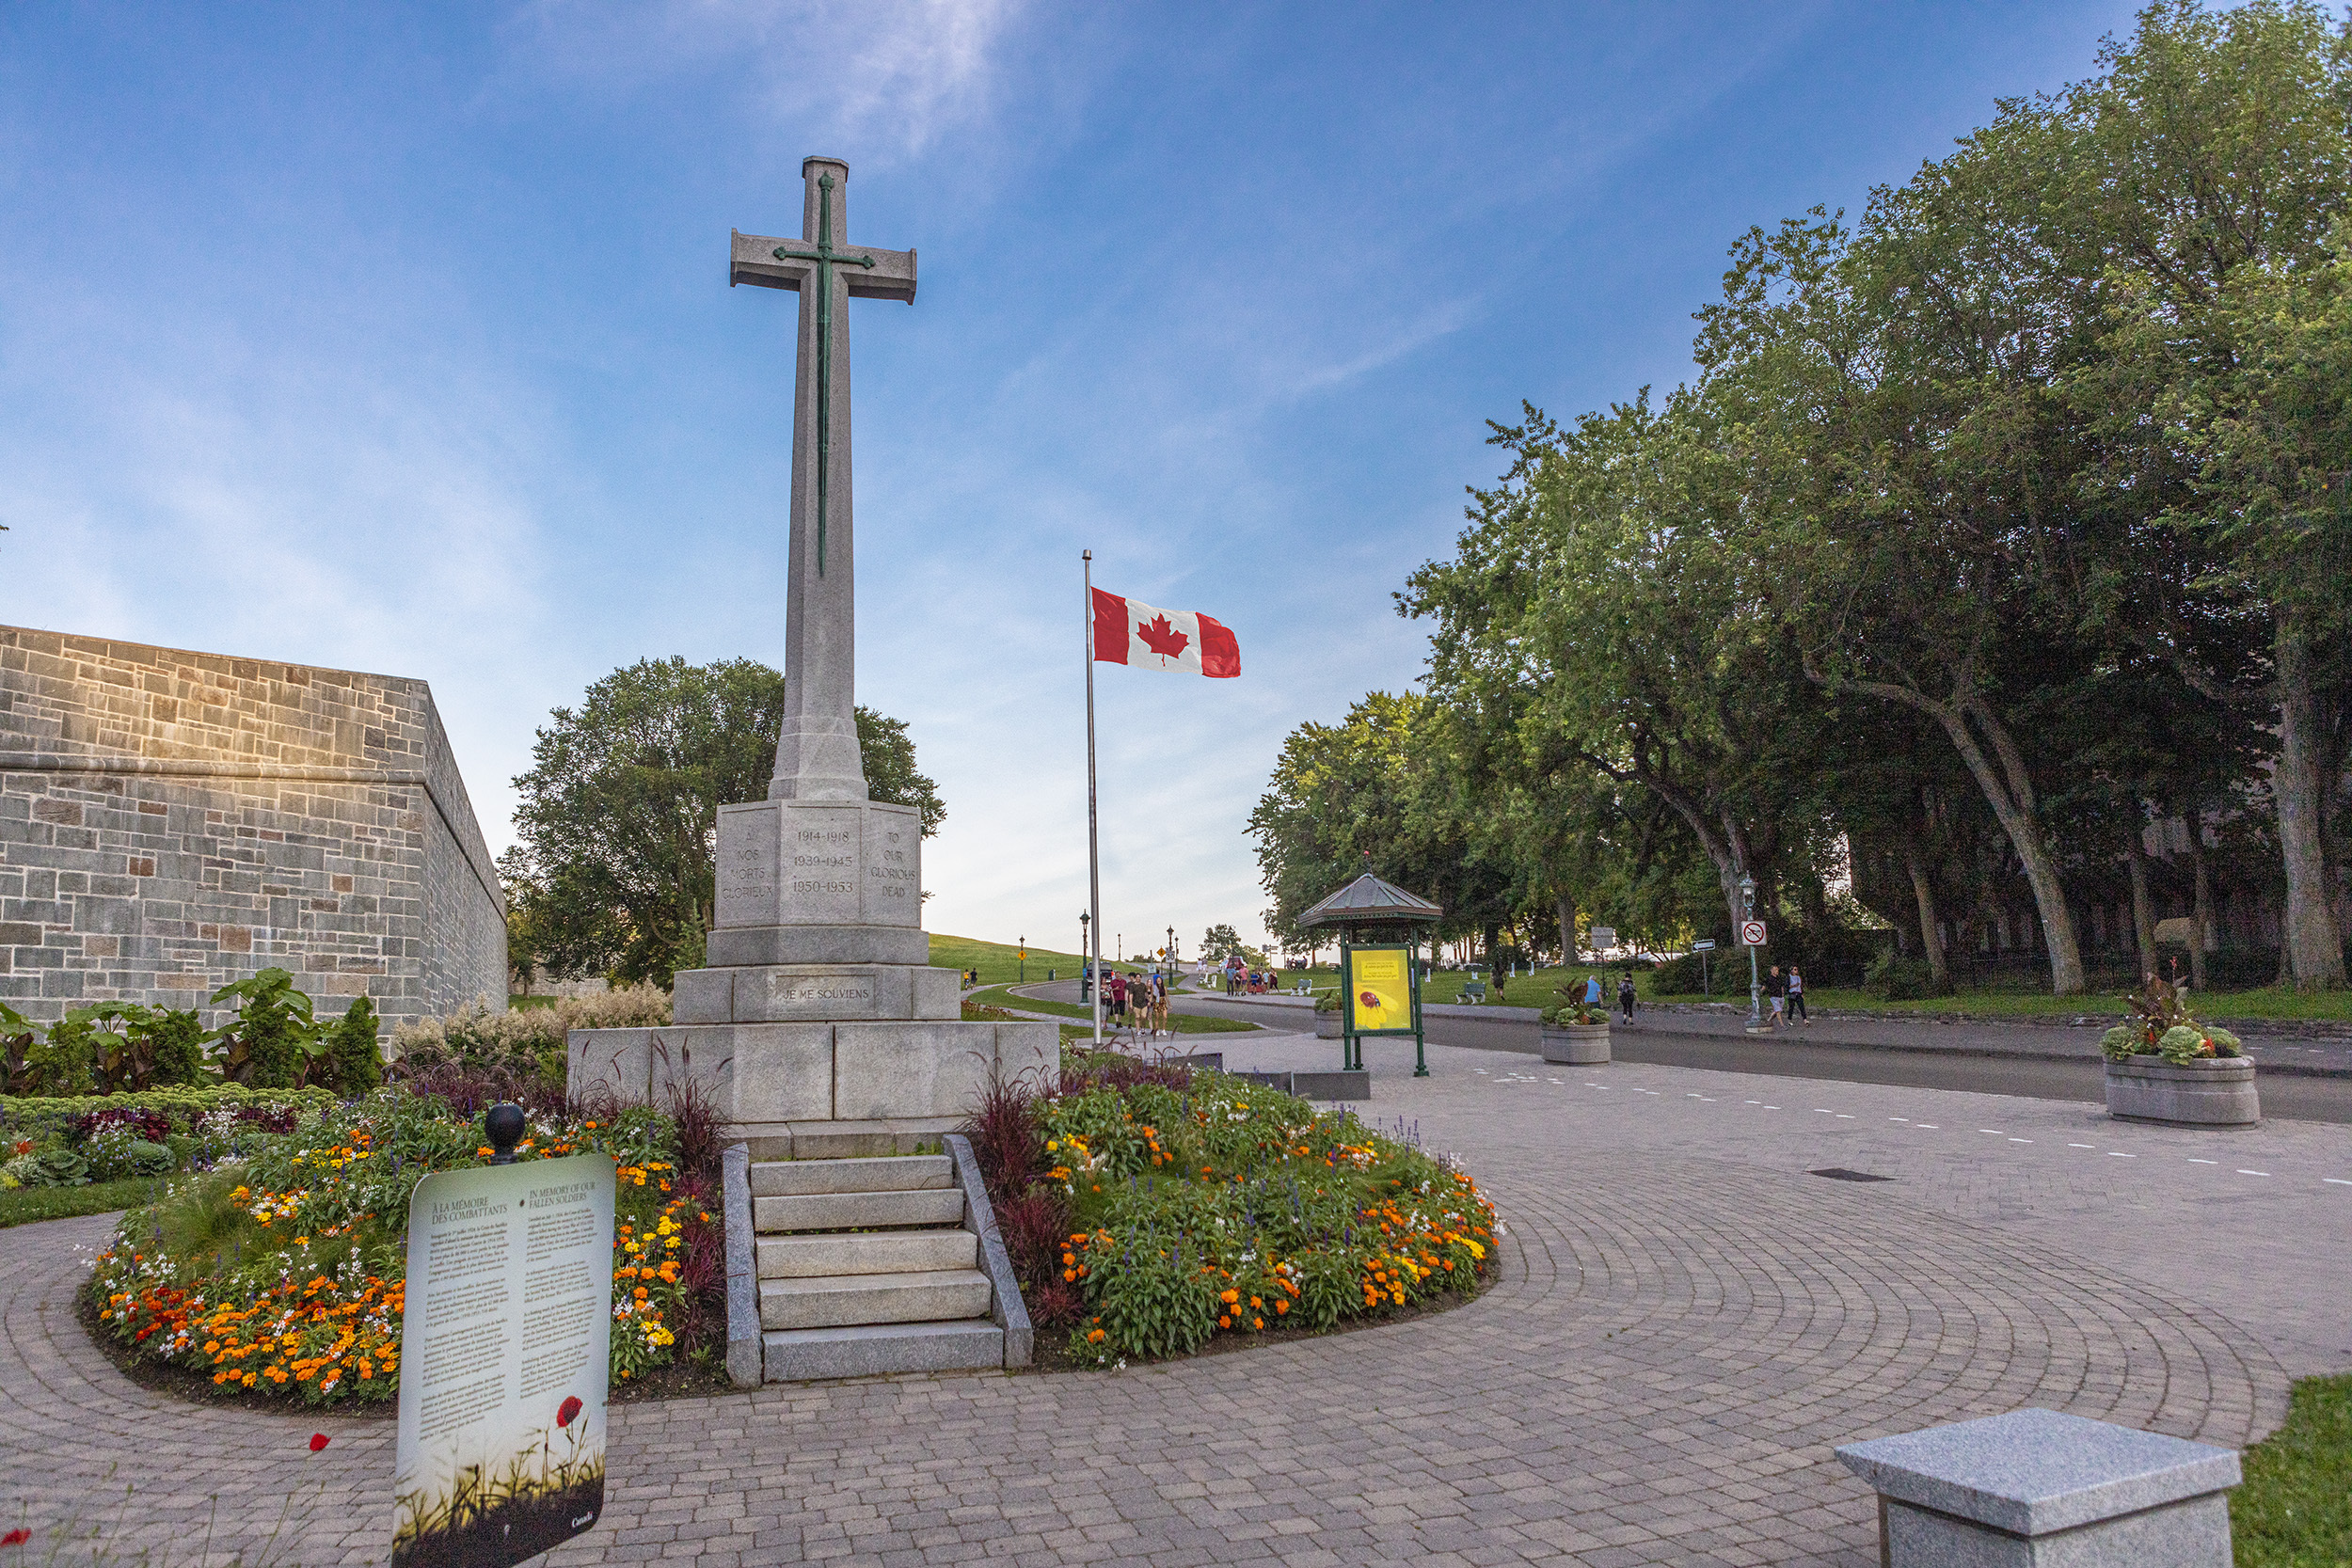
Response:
6,1037,2344,1566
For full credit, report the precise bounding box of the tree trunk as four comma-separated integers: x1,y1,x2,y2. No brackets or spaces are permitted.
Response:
1932,702,2085,992
2274,610,2346,986
1835,675,2086,992
1556,895,1579,963
1904,844,1948,988
2188,828,2213,993
2126,831,2158,986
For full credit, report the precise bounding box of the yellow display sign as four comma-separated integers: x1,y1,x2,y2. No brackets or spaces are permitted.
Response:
1348,946,1411,1033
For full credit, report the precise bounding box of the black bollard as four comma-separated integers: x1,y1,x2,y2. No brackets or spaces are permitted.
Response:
485,1102,527,1164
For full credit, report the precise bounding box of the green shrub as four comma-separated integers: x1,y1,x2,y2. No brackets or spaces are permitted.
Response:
1649,952,1709,995
211,969,324,1088
323,997,384,1097
0,1085,336,1150
4,1147,91,1188
389,986,672,1087
7,1007,99,1097
84,1131,173,1182
1865,949,1946,1001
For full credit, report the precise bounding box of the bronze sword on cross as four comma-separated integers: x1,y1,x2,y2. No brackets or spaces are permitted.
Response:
730,164,915,577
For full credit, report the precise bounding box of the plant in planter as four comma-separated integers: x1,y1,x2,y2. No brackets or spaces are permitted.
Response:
2099,973,2257,1127
1311,990,1343,1038
1538,992,1611,1065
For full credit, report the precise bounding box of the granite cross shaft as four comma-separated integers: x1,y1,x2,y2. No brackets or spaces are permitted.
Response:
731,157,915,802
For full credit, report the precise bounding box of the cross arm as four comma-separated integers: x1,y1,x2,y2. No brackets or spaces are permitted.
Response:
730,230,917,302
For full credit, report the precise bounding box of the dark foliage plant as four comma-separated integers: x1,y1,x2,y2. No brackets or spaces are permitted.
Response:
209,970,323,1089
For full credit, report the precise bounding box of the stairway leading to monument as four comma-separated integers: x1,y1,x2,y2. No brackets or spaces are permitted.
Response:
750,1148,1009,1381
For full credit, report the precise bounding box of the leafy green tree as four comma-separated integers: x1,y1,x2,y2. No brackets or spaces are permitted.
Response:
1200,924,1244,961
1402,393,1820,942
504,657,946,988
323,996,383,1096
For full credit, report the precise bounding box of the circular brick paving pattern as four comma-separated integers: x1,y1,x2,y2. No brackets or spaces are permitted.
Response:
1,1138,2288,1568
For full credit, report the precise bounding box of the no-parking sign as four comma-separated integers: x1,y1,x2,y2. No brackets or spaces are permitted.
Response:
1740,920,1768,948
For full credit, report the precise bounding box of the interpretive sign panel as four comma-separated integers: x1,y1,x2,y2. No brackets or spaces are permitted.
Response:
1346,945,1416,1036
393,1153,615,1568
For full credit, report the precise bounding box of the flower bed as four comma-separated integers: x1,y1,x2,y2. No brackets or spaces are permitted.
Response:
87,1088,717,1404
967,1054,1498,1367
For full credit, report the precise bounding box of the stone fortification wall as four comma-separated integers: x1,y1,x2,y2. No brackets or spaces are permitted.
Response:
0,625,505,1031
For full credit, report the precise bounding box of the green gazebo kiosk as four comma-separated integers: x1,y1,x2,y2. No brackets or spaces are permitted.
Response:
1297,872,1441,1078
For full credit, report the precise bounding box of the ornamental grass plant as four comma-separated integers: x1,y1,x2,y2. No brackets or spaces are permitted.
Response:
966,1052,1497,1367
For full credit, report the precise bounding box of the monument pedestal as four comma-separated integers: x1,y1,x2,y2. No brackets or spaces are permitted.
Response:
569,797,1056,1153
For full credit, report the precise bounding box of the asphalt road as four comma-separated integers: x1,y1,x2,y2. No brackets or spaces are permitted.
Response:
1157,991,2352,1125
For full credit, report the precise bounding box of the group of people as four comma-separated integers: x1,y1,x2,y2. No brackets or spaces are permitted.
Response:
1101,967,1171,1037
1571,971,1642,1022
1764,964,1808,1026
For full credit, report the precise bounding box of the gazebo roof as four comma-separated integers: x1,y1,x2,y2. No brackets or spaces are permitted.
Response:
1295,872,1443,930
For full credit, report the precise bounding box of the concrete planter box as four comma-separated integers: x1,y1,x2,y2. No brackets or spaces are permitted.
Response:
2105,1054,2259,1127
1540,1022,1611,1065
1314,1012,1342,1039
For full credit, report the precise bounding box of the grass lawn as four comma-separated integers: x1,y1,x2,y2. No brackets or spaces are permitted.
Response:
1645,980,2352,1022
968,983,1259,1035
2233,1373,2352,1566
930,933,1142,987
0,1177,168,1229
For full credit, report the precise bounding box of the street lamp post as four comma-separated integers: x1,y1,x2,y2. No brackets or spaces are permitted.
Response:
1078,911,1092,1006
1166,925,1176,989
1018,935,1025,985
1739,874,1761,1028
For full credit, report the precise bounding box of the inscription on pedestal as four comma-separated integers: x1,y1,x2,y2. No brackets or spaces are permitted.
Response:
861,809,921,925
715,805,780,928
751,971,877,1018
784,807,863,924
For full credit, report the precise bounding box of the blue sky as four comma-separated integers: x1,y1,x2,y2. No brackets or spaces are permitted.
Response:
0,0,2151,960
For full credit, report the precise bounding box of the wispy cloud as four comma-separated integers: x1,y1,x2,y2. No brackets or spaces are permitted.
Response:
517,0,1029,160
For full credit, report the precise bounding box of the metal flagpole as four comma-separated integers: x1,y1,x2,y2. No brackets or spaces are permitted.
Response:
1084,550,1103,1045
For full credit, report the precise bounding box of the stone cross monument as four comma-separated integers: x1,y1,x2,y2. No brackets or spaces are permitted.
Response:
568,158,1051,1157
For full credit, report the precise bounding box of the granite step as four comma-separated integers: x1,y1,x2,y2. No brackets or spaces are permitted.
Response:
754,1186,964,1233
751,1155,953,1197
758,1269,993,1331
761,1319,1006,1381
755,1229,977,1279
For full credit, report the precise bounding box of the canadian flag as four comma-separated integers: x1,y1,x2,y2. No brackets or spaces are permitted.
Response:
1090,588,1240,677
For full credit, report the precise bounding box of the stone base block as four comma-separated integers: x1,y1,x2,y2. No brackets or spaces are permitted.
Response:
2105,1057,2259,1127
705,925,930,968
673,962,961,1024
1881,1490,2233,1566
568,1019,1057,1129
1839,1408,2239,1568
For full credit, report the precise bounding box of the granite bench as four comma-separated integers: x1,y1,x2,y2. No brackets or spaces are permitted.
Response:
1836,1408,2239,1566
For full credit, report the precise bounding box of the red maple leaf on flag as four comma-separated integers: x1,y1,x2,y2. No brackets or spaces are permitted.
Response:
1136,614,1190,659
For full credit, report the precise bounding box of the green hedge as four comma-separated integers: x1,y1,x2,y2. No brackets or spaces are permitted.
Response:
1,1084,336,1132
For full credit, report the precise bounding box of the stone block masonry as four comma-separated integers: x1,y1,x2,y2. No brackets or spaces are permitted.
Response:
0,624,505,1032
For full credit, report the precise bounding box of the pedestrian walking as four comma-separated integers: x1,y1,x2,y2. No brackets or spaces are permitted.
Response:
1617,971,1636,1022
1786,965,1808,1023
1583,973,1603,1008
1767,965,1788,1028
